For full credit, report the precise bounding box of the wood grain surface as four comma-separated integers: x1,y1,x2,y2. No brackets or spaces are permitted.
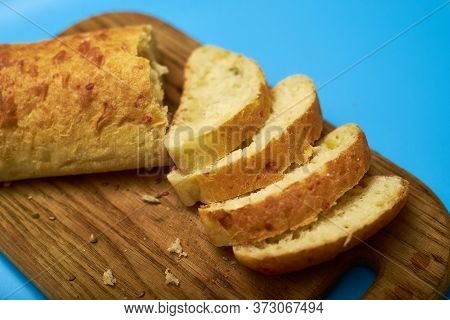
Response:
0,12,448,300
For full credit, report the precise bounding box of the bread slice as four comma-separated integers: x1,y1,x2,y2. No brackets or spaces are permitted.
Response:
199,123,371,246
233,175,409,274
164,45,271,172
167,75,323,205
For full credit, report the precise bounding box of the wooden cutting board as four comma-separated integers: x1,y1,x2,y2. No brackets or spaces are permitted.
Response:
0,12,448,300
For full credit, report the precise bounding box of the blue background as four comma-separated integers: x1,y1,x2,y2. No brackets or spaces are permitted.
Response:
0,0,448,299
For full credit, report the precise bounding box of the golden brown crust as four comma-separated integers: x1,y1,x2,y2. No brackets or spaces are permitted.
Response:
190,91,322,203
199,127,371,246
0,25,168,181
233,177,409,274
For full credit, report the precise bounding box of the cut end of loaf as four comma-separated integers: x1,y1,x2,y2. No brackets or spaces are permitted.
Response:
0,24,171,181
136,25,168,108
233,175,409,274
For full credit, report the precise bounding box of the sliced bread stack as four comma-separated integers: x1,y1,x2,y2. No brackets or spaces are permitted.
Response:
165,45,409,274
167,74,323,205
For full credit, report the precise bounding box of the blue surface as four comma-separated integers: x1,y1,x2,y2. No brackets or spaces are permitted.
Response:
0,0,448,299
325,266,376,300
0,253,47,299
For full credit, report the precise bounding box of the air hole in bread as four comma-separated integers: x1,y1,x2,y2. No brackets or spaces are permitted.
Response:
228,66,241,76
324,134,341,150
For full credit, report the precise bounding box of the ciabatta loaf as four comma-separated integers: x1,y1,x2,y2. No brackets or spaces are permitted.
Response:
233,175,409,274
168,75,323,205
199,123,371,246
0,25,168,182
164,45,271,172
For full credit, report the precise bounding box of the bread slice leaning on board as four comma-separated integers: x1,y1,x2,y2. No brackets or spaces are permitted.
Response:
0,25,168,182
167,75,323,205
164,45,271,172
233,175,409,274
199,123,371,246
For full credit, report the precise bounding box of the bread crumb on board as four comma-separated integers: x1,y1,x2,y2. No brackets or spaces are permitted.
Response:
343,232,353,247
27,195,33,200
142,194,161,204
67,275,76,282
89,234,98,244
158,191,170,198
103,269,117,286
30,212,40,219
167,238,188,258
164,268,180,286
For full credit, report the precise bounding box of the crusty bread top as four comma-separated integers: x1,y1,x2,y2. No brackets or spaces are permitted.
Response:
165,45,270,172
167,74,322,205
0,25,168,181
233,175,409,273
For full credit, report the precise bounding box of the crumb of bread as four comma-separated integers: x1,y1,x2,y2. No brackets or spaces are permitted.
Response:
167,238,188,258
222,256,238,266
67,275,76,282
164,268,180,286
103,269,117,286
142,194,161,204
155,63,169,76
48,215,56,221
27,195,33,200
343,233,353,247
157,191,170,198
3,182,11,187
89,234,98,244
31,212,40,219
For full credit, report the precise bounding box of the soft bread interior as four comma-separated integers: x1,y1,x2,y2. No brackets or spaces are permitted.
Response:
167,75,317,204
174,45,264,130
234,176,407,258
267,75,316,127
206,123,362,211
165,45,266,155
136,26,168,107
207,74,317,165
